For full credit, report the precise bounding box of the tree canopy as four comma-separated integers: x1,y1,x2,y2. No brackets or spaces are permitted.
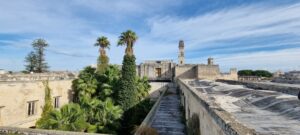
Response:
238,70,273,78
117,30,138,56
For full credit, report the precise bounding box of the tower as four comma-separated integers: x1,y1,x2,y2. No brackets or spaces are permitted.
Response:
178,40,185,65
208,57,214,65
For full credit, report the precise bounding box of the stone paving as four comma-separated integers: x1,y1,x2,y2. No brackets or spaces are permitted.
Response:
151,87,186,135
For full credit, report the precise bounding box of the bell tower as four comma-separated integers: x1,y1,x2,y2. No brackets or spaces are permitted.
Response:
178,40,185,65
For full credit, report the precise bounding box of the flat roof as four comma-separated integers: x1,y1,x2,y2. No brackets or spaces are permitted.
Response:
187,80,300,135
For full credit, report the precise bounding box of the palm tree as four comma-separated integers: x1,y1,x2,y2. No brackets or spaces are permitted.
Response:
36,103,87,132
95,36,110,56
117,30,138,56
95,36,111,74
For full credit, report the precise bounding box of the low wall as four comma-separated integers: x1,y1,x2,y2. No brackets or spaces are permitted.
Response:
134,85,168,135
149,82,170,100
178,79,256,135
0,126,106,135
217,80,300,96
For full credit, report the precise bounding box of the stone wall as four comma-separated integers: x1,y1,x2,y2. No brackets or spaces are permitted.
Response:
175,65,197,79
177,79,256,135
138,60,174,81
197,64,220,80
0,126,105,135
0,72,75,82
149,82,171,100
0,80,73,127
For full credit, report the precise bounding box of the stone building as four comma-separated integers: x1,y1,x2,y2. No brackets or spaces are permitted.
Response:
137,40,238,81
272,71,300,84
0,78,73,127
137,60,175,81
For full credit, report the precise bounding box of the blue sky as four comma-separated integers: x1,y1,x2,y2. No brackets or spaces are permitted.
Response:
1,0,300,72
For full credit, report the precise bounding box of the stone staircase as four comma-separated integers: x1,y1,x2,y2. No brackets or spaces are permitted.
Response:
151,86,186,135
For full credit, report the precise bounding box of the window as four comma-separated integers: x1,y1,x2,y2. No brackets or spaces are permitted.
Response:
155,68,162,78
0,106,4,125
27,101,37,116
54,96,60,108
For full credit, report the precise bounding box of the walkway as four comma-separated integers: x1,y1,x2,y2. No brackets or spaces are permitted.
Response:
151,86,186,135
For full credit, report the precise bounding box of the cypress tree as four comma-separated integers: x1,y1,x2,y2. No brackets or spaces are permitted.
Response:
36,80,54,128
117,55,138,111
116,30,138,111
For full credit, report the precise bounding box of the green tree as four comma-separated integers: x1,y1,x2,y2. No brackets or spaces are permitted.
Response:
136,76,151,101
72,66,99,102
38,103,87,131
253,70,272,77
117,30,138,56
117,30,139,111
238,70,254,76
95,36,110,74
238,69,273,78
36,80,54,128
24,51,37,73
32,38,49,73
86,98,123,133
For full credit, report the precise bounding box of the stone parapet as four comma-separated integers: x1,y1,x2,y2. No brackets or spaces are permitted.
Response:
0,72,76,82
178,79,257,135
0,126,107,135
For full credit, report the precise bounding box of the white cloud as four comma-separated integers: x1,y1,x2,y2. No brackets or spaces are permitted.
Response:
148,3,300,50
1,1,300,71
145,3,300,71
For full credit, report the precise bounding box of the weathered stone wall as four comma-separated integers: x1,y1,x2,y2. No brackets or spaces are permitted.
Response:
197,64,220,80
0,80,73,127
175,65,197,79
0,126,106,135
149,82,171,100
178,79,256,135
0,72,75,82
138,60,174,81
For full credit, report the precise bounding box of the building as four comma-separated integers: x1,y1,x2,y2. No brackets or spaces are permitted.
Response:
138,60,175,81
137,40,238,81
0,69,7,75
272,71,300,84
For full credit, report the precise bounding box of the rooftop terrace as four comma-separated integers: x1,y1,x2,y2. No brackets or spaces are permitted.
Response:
187,80,300,135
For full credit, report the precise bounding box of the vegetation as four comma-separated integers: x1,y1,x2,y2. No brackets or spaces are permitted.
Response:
95,36,110,74
187,113,200,135
24,51,37,73
117,30,138,111
36,81,54,128
39,103,88,131
134,125,158,135
24,38,49,73
35,30,153,134
238,70,273,77
32,39,49,73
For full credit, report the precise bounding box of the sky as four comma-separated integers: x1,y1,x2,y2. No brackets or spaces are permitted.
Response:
0,0,300,72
